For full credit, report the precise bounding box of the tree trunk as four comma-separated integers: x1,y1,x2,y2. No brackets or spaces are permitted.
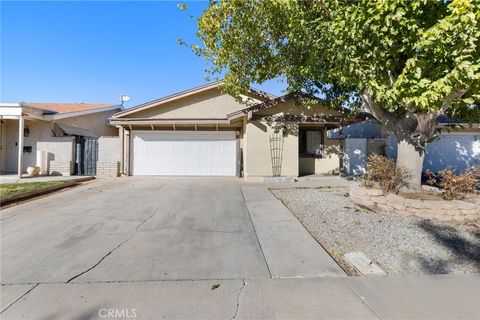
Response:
360,92,438,191
396,139,425,190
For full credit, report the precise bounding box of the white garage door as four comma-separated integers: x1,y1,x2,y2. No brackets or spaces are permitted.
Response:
131,131,237,176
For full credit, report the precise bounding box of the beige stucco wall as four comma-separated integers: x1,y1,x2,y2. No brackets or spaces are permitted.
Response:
244,121,299,178
126,89,252,119
255,99,345,117
58,110,118,137
299,136,341,176
4,119,75,173
244,121,341,178
2,110,117,173
243,100,344,178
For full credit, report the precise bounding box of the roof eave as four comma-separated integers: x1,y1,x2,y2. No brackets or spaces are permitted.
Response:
112,82,276,119
113,81,226,118
44,105,121,120
229,91,366,122
110,118,233,126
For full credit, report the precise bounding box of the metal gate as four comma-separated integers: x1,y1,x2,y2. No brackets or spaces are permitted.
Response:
75,136,98,176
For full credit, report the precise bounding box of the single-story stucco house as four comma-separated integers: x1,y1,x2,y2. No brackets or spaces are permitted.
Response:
110,82,365,181
0,102,121,177
5,83,476,180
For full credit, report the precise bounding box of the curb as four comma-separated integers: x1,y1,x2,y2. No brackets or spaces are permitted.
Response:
0,177,95,207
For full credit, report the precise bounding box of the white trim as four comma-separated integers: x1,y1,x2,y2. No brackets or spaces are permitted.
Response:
0,103,21,107
386,129,479,136
438,131,480,136
110,118,233,126
18,116,24,177
0,115,21,120
0,105,22,116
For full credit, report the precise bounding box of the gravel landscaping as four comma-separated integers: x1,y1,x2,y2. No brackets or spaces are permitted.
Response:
271,187,480,276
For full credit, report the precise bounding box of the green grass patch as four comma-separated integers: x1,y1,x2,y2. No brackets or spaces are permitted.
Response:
0,181,66,198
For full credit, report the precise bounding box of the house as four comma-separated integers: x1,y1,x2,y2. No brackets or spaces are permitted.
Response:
330,117,480,174
0,102,121,177
387,117,480,173
110,82,364,180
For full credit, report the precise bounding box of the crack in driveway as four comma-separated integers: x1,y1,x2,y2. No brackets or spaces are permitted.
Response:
231,279,246,320
0,283,39,315
65,207,160,283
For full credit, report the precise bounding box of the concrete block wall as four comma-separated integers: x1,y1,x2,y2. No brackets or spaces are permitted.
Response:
97,136,120,177
49,160,73,176
97,161,120,177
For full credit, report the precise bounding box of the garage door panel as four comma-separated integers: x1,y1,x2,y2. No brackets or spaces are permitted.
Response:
223,143,235,152
209,144,222,153
132,131,237,176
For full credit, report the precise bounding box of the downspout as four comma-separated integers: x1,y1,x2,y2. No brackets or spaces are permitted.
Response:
125,129,131,176
118,126,125,176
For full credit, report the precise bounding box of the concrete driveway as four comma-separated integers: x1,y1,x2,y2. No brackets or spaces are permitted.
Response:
0,177,342,285
2,178,479,319
1,178,264,283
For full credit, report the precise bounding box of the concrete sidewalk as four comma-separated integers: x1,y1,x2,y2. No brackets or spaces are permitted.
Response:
241,186,345,278
1,274,478,319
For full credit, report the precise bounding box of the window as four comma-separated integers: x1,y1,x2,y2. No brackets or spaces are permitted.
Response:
299,129,323,157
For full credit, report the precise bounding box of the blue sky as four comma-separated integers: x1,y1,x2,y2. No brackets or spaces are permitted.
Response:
1,1,286,108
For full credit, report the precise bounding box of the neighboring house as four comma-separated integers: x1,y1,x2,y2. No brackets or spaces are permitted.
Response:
332,117,480,174
110,82,364,180
387,118,480,173
0,102,121,176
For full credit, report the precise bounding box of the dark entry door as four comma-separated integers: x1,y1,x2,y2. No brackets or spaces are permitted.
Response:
75,136,98,175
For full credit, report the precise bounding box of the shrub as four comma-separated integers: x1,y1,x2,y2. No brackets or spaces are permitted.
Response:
363,154,410,193
425,167,480,200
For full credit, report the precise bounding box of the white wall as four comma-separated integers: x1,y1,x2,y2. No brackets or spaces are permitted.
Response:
4,119,75,173
344,138,387,175
344,138,367,175
387,133,480,173
4,120,74,173
328,120,384,139
3,110,117,173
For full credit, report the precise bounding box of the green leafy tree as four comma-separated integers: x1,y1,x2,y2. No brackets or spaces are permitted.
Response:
191,0,480,190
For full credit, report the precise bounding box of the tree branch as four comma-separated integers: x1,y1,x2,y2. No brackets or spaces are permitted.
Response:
441,88,469,113
360,92,398,130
